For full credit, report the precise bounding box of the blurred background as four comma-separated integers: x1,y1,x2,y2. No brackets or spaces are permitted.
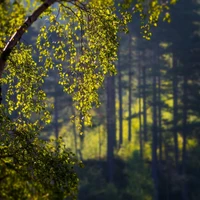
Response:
25,0,200,199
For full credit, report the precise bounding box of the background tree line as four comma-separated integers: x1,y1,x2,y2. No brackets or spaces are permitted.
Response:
41,0,200,199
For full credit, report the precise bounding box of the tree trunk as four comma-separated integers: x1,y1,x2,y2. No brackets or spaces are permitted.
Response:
79,113,85,154
71,106,78,156
142,61,148,141
181,74,188,200
106,75,116,182
118,48,123,146
138,60,143,159
54,87,59,140
128,34,132,142
0,85,2,105
172,54,179,170
152,55,158,200
98,125,101,160
158,67,162,161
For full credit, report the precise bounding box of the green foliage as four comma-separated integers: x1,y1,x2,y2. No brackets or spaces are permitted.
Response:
120,0,177,39
0,0,179,199
35,1,120,126
0,0,122,198
0,117,81,199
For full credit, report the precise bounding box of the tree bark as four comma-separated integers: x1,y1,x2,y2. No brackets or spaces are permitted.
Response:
118,49,123,146
181,73,188,200
138,60,143,159
71,106,78,156
79,113,85,152
0,86,2,105
142,58,148,141
152,54,158,200
98,125,102,160
0,0,56,77
106,75,116,182
0,0,56,104
54,85,59,140
172,53,179,170
128,34,132,142
158,67,162,161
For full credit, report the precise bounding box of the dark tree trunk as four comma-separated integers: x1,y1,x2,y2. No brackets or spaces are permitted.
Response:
172,54,179,170
181,74,188,200
98,125,102,160
118,49,123,146
79,113,85,152
71,106,78,156
152,55,158,200
157,67,162,161
138,61,143,159
54,84,59,141
128,34,132,142
0,84,2,105
142,62,148,141
106,75,116,183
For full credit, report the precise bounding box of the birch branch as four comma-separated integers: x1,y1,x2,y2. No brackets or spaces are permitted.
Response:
0,0,57,78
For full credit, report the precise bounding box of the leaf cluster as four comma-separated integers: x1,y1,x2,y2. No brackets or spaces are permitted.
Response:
0,111,81,199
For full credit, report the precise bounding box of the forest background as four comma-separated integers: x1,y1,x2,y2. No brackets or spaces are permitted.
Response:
0,0,200,200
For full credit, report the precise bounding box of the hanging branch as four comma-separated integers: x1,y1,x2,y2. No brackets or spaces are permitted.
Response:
0,0,57,78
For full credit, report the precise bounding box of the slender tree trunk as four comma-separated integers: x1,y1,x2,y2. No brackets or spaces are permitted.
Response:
152,55,158,200
181,74,188,200
79,113,85,153
138,61,143,159
71,106,78,156
118,49,123,146
106,75,116,182
98,125,102,160
0,85,2,105
128,34,132,142
54,84,59,140
158,67,162,161
142,61,148,141
172,54,179,170
53,79,59,150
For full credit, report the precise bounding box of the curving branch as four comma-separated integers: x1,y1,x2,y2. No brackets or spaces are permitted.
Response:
0,0,57,78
